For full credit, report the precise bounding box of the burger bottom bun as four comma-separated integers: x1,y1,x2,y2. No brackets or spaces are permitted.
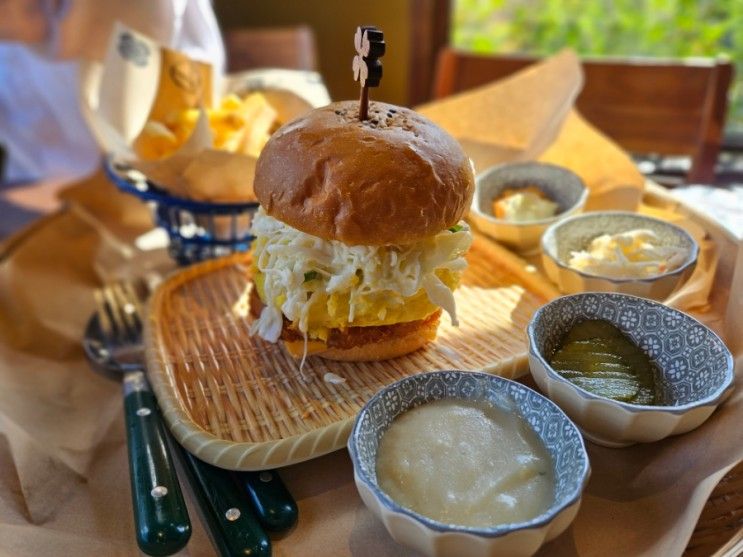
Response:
249,284,440,362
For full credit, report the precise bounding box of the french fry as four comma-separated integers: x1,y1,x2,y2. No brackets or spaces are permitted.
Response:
133,92,277,161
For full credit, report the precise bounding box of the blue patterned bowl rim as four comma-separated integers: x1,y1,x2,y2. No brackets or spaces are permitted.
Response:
348,370,591,538
540,211,699,284
527,292,734,413
474,161,589,227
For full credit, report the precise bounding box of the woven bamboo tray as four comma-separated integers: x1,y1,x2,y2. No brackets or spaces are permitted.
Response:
145,233,558,470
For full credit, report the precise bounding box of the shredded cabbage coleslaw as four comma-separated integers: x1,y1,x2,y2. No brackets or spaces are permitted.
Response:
568,229,689,279
248,208,473,344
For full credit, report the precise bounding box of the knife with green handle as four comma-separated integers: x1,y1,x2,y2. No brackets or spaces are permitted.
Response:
124,372,192,556
235,470,298,533
179,450,271,557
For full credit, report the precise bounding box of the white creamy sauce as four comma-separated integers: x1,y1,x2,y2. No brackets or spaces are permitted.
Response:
568,228,689,279
376,399,554,527
494,190,558,222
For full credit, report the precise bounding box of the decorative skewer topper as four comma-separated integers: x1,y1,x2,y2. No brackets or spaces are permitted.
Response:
352,25,385,121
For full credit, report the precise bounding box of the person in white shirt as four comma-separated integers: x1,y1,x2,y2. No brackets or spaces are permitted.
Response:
0,0,225,184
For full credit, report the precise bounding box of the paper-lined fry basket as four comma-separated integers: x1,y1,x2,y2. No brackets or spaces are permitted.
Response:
79,23,331,263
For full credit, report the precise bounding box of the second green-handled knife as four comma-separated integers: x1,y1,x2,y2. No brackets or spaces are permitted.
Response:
179,451,272,557
234,471,298,533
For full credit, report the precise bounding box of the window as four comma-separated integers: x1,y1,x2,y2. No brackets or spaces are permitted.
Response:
452,0,742,132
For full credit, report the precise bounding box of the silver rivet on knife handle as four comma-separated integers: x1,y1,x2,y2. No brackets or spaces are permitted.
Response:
151,485,168,498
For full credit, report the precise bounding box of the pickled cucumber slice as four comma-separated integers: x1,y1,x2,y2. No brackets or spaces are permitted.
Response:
551,360,633,375
549,319,660,405
558,370,638,381
569,376,640,402
552,349,624,364
555,339,614,353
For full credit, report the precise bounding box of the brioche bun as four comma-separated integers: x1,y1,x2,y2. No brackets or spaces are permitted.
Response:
253,100,474,246
249,285,440,361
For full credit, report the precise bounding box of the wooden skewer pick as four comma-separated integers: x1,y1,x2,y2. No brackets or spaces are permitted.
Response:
352,25,385,121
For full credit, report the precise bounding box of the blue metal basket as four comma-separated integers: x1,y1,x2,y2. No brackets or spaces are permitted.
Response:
104,156,260,265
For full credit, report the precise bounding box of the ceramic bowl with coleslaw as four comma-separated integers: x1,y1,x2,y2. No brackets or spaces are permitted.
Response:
541,211,698,301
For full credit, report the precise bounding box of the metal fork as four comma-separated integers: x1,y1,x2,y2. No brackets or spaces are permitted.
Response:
91,282,192,556
89,282,284,557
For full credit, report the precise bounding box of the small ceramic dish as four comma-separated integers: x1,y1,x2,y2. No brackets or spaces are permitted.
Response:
470,162,588,253
527,293,734,448
541,211,698,301
348,370,590,557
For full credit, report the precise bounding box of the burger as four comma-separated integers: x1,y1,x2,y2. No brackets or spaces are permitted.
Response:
248,100,474,361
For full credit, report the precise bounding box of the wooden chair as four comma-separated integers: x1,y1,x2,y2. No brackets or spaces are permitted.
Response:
433,48,734,183
225,25,318,73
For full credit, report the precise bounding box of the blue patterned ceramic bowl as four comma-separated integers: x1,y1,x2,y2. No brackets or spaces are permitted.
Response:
348,370,590,557
470,162,588,254
541,211,698,301
527,293,734,447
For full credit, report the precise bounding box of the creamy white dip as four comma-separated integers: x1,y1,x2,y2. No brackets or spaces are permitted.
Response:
376,399,554,527
493,190,559,222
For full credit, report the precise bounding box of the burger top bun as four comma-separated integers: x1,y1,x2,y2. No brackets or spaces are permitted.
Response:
253,100,475,246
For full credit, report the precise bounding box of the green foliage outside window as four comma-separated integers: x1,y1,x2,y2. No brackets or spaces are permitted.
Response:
453,0,743,131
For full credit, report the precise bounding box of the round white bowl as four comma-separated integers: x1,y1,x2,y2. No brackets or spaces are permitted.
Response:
541,211,699,301
470,162,588,253
348,370,590,557
527,293,734,448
